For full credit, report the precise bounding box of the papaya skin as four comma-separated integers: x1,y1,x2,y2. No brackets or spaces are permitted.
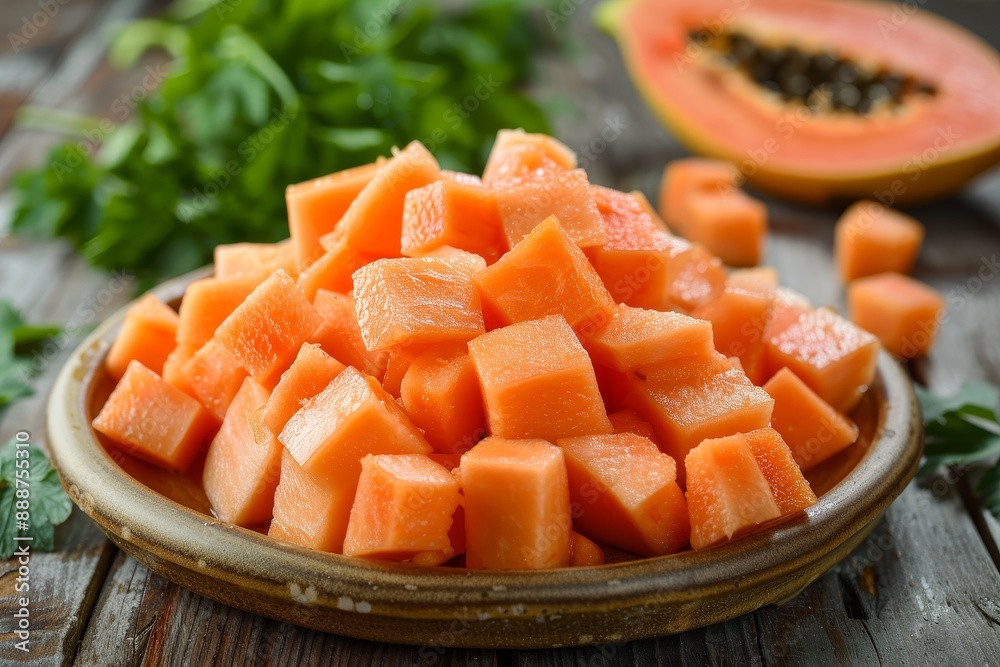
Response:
595,0,1000,205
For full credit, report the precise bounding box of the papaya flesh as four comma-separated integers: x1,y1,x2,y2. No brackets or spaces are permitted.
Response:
597,0,1000,204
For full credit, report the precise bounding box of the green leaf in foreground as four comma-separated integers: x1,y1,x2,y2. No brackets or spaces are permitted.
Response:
0,300,62,408
0,441,73,558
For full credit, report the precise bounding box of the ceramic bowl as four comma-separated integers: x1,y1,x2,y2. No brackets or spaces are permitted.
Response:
47,268,923,648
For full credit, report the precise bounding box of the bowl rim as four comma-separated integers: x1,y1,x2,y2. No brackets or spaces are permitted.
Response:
47,267,923,621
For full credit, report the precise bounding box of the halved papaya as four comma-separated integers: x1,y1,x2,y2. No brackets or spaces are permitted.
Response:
597,0,1000,204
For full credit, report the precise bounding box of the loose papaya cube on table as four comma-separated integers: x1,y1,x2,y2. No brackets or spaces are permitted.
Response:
202,378,282,527
658,158,739,235
262,343,345,436
460,437,572,570
92,361,215,473
309,289,388,380
847,272,945,359
742,427,818,515
569,532,606,567
180,339,249,423
682,187,768,268
764,307,879,413
401,179,506,264
763,368,860,471
296,228,380,301
834,200,924,282
336,141,441,257
342,454,461,564
468,315,613,442
685,433,782,551
214,240,299,280
474,215,614,333
268,449,356,553
105,294,179,381
176,274,262,348
607,408,658,444
481,129,576,188
352,256,485,355
399,344,487,455
286,161,381,270
215,270,323,389
558,433,690,557
582,303,715,372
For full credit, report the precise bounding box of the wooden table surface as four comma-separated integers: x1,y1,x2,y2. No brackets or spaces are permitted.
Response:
1,0,1000,665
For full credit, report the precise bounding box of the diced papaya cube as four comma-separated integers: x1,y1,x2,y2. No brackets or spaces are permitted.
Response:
658,158,738,235
569,532,606,566
474,216,614,332
380,351,411,399
105,294,179,381
742,427,818,515
286,161,381,269
558,433,690,556
762,368,859,470
336,142,441,256
834,200,924,282
92,361,214,473
847,272,944,359
401,179,506,264
684,434,782,550
764,307,879,413
664,242,727,312
628,355,774,481
296,228,380,301
482,129,576,188
309,289,388,380
691,269,777,384
352,256,485,354
215,270,322,389
582,303,715,372
177,275,262,347
493,169,607,248
460,437,572,569
263,343,346,436
607,409,658,444
399,344,486,454
468,315,612,441
268,449,355,552
343,454,461,562
162,342,199,394
682,187,768,267
180,339,249,423
202,379,282,526
762,287,813,355
214,240,298,280
632,190,670,232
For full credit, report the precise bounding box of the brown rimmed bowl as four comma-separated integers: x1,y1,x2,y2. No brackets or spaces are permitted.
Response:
47,267,923,648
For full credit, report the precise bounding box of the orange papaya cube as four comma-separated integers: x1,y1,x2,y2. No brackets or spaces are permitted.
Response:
685,434,782,550
177,275,262,347
664,242,727,312
582,303,715,372
215,270,323,389
336,141,440,256
558,433,690,556
268,449,355,553
342,454,461,562
607,408,658,444
764,307,879,413
473,216,614,332
482,129,576,188
286,161,381,269
762,368,859,470
180,340,249,423
569,532,606,567
263,343,346,436
762,287,813,353
460,437,572,569
401,179,506,264
162,341,199,394
92,361,215,473
632,189,671,232
468,315,613,441
214,240,298,280
380,351,411,399
742,427,818,515
682,187,768,267
202,379,282,527
493,168,607,248
629,355,774,480
309,289,388,380
352,256,485,354
296,228,380,301
834,200,924,282
658,158,738,236
400,345,487,454
105,294,179,381
847,272,945,359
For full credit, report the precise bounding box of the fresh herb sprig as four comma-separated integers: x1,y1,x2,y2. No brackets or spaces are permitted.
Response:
0,300,61,408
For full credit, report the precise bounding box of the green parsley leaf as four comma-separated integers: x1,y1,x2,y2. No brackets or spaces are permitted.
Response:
0,300,61,407
0,441,73,558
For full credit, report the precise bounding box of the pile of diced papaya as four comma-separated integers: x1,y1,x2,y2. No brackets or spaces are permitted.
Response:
92,130,891,569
